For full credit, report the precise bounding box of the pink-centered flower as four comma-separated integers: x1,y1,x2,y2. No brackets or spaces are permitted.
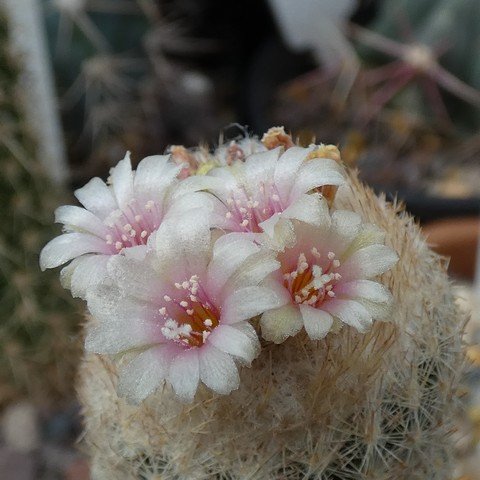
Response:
85,211,284,403
39,152,192,298
260,211,398,343
182,145,346,246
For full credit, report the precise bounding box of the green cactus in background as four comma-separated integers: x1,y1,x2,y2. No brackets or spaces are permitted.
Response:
0,10,81,408
360,0,480,132
40,0,217,183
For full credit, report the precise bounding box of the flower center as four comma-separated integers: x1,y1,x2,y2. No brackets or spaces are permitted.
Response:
224,182,284,233
283,249,342,307
103,198,163,252
159,275,220,348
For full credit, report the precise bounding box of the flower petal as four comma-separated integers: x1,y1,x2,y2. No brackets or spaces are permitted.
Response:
74,177,117,219
117,345,178,404
55,205,108,237
243,148,281,189
274,146,314,201
107,254,164,301
323,299,373,332
331,210,362,242
134,154,181,200
281,193,330,228
208,324,260,364
85,285,161,353
258,215,296,250
40,233,110,270
198,346,240,395
336,279,393,304
221,286,288,324
291,158,345,199
110,152,134,209
223,251,281,294
207,233,261,296
260,303,303,344
169,349,200,402
69,254,110,298
171,174,225,200
339,245,398,280
299,304,333,340
155,209,211,275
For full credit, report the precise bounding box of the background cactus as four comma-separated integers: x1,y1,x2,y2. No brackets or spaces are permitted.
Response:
359,0,480,133
0,8,81,408
40,0,220,184
78,148,465,479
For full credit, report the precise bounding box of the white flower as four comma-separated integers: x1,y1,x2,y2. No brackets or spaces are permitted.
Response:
85,210,284,403
179,145,346,247
260,211,398,343
39,152,200,298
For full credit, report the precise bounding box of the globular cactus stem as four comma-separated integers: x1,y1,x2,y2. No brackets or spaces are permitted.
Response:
76,131,465,480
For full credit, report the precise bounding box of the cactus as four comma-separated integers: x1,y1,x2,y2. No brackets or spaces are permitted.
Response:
358,0,480,132
77,138,465,479
40,0,218,181
0,10,81,408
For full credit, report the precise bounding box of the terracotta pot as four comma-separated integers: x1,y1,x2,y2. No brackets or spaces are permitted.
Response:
424,216,480,280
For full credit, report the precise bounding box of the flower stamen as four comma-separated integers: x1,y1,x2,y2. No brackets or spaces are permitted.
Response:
283,250,342,307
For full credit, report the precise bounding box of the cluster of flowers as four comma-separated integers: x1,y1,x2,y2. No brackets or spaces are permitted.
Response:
41,128,398,404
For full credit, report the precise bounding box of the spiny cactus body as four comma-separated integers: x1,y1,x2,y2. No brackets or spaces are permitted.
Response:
78,139,464,479
0,9,81,408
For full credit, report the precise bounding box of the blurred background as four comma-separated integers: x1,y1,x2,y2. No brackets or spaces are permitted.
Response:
0,0,479,478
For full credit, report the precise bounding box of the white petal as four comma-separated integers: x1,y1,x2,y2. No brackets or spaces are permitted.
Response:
171,174,225,199
222,286,288,324
169,349,200,402
85,286,161,354
291,158,345,198
155,209,212,275
281,193,331,228
258,216,296,250
85,317,158,355
199,346,239,395
86,284,158,326
123,245,148,261
208,324,260,364
134,154,181,199
166,191,231,232
117,345,177,404
323,299,373,332
331,210,362,241
207,233,260,295
359,298,393,321
243,148,281,189
55,205,108,237
274,146,314,201
59,257,80,291
340,245,398,280
40,233,109,270
223,251,281,294
338,279,393,304
110,152,134,209
260,303,303,344
107,254,163,301
74,177,117,219
338,279,394,321
69,254,110,298
345,224,386,255
299,304,333,340
258,213,281,239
